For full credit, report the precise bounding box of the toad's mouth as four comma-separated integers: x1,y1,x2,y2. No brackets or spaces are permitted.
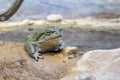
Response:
45,35,62,41
45,37,62,42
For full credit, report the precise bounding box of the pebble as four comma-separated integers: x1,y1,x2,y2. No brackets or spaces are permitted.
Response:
46,14,63,22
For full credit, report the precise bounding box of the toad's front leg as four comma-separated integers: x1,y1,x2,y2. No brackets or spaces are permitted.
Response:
26,42,44,61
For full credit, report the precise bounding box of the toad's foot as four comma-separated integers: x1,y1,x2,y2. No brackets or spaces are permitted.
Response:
32,52,44,61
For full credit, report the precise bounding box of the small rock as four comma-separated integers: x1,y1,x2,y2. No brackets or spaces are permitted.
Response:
68,54,76,59
28,28,34,31
64,47,79,55
46,14,63,22
85,17,94,21
62,60,66,63
63,47,82,59
22,19,34,25
22,19,30,23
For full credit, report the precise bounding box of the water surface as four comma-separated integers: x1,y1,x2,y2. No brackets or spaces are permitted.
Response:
0,28,119,52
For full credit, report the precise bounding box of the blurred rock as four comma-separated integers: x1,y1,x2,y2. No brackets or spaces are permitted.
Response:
46,14,63,22
22,19,34,26
61,48,120,80
0,42,80,80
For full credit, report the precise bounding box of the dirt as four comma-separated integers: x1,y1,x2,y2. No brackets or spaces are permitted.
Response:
0,42,80,80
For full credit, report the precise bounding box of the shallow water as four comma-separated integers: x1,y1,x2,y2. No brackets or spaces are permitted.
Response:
0,28,119,52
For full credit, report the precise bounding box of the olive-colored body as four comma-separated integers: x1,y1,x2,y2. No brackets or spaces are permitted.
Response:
25,28,65,61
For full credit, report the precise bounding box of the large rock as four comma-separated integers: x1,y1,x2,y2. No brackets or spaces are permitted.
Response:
61,48,120,80
0,42,80,80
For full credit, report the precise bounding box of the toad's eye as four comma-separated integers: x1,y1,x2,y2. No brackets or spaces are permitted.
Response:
46,31,51,35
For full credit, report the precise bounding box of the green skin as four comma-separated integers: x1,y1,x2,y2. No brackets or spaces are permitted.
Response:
24,28,65,61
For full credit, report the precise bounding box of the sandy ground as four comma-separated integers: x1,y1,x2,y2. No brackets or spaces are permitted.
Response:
0,42,81,80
